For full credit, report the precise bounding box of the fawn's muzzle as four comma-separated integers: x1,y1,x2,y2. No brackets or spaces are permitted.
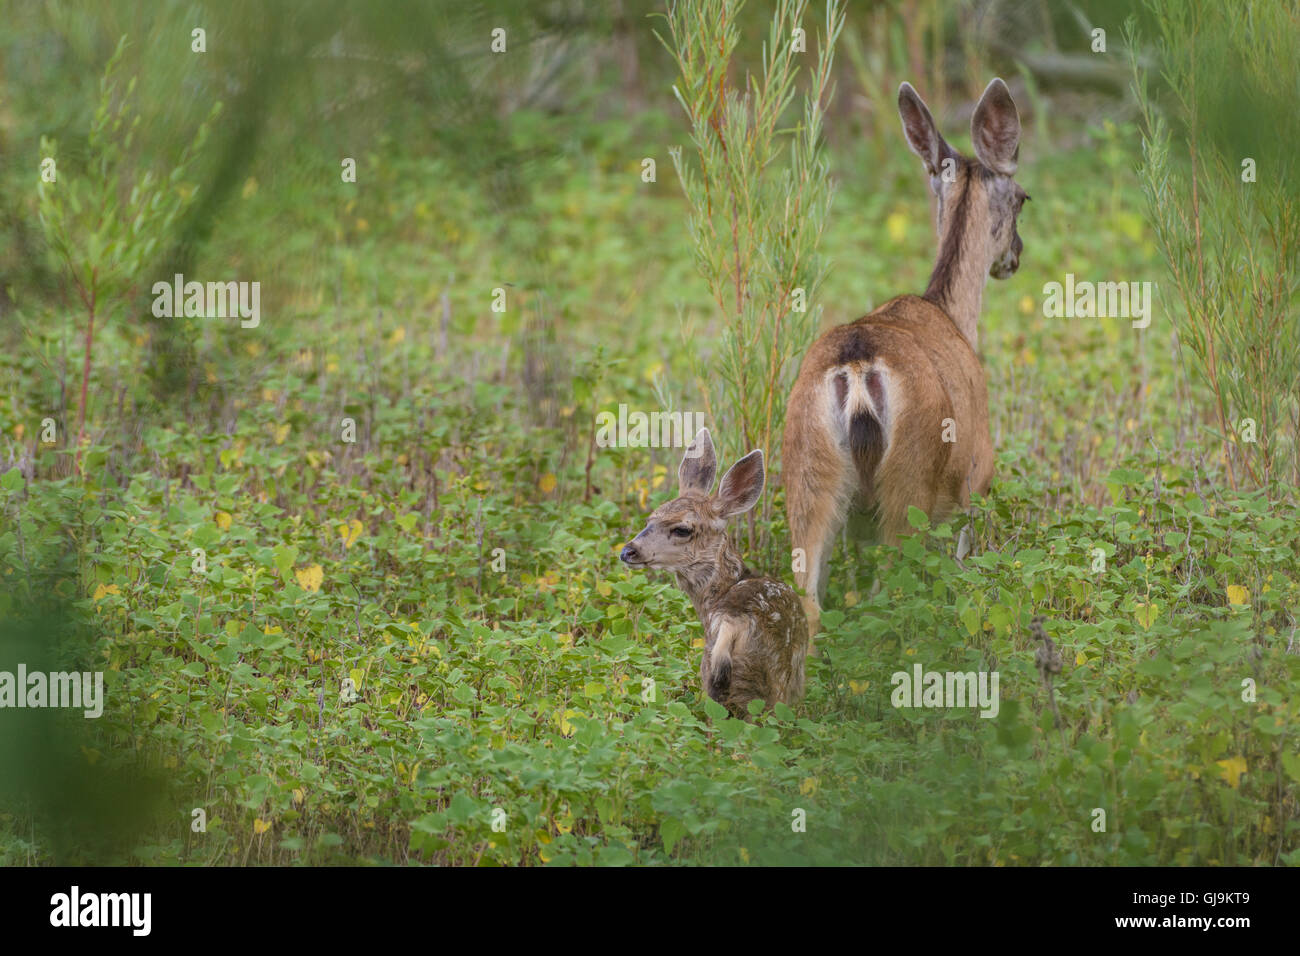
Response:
620,543,642,565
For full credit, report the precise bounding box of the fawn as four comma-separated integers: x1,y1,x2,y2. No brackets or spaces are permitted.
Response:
620,429,808,718
783,78,1029,646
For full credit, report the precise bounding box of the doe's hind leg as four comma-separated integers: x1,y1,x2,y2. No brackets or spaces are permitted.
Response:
787,473,848,657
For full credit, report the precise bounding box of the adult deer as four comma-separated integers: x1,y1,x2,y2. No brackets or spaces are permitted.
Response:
620,429,808,718
782,78,1029,647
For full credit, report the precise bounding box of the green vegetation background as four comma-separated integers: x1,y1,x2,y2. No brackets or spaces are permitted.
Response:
1,0,1297,865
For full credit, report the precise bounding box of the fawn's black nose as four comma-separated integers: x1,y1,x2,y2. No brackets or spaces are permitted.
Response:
620,544,640,564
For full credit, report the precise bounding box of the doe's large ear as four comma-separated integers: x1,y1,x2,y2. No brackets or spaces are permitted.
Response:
715,449,765,518
678,428,717,495
898,82,950,177
971,78,1020,175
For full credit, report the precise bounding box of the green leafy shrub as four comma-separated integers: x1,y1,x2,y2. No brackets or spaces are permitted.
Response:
35,36,219,463
1127,2,1300,489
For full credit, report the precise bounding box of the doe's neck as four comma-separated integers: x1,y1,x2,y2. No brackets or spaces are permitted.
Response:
922,166,996,350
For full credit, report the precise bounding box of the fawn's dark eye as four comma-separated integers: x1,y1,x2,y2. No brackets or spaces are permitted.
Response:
670,526,692,540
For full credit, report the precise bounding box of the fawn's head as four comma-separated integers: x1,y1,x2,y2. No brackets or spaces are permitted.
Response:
898,77,1028,281
620,429,764,574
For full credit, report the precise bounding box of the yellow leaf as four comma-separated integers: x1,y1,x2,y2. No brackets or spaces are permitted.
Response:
295,564,324,592
272,423,290,445
1019,295,1035,315
1075,651,1088,667
241,177,258,199
1225,585,1249,606
849,680,869,695
558,709,580,736
338,518,363,548
800,776,819,796
1134,602,1160,629
739,847,750,864
387,326,406,345
538,473,557,494
1117,211,1144,241
843,590,860,608
886,210,908,243
253,818,272,835
596,581,612,598
12,423,24,440
691,637,705,650
92,583,120,602
1216,756,1247,789
214,510,233,530
292,788,305,806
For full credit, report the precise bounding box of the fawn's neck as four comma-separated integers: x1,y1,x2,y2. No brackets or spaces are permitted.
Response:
923,164,994,350
674,538,749,624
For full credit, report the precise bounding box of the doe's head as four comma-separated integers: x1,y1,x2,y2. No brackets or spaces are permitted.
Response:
620,429,764,573
897,77,1028,279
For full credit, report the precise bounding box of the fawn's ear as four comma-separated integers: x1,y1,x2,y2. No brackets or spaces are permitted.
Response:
898,82,951,178
715,449,765,517
678,428,717,495
971,77,1020,175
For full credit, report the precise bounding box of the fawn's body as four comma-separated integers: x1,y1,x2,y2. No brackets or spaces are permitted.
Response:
687,564,806,719
784,78,1028,645
621,430,807,718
